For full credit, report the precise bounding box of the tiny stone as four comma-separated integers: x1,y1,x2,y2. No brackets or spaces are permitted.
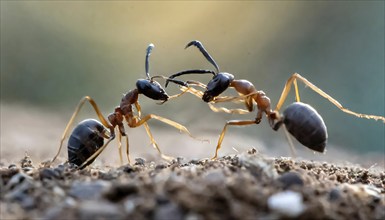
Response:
155,164,167,170
40,168,60,180
135,158,146,165
122,165,135,173
277,172,304,189
69,180,111,200
267,190,305,217
328,188,341,201
154,203,184,220
78,200,124,220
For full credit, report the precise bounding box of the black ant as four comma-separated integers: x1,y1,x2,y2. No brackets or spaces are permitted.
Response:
166,40,385,159
50,43,196,169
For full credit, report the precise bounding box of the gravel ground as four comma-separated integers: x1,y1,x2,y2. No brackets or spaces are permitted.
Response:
1,149,384,220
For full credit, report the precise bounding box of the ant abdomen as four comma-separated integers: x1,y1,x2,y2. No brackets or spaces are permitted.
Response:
282,102,328,153
67,119,107,167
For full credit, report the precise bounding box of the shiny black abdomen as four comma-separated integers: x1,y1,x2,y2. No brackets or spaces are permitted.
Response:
283,102,328,152
68,119,105,167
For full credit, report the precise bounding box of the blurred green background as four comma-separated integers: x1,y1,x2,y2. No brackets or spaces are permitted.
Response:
1,1,384,162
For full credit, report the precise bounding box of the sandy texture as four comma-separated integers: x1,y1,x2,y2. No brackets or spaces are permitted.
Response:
1,149,384,220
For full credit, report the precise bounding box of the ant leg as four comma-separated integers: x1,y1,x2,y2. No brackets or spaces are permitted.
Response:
185,80,208,89
180,86,250,114
143,122,174,161
275,73,385,123
167,80,209,100
123,134,130,164
293,77,301,102
213,120,258,159
209,92,261,114
131,113,206,142
134,101,175,160
117,131,123,165
180,86,204,99
208,103,250,114
167,87,190,100
78,135,115,169
282,124,297,157
51,96,113,164
212,95,245,104
134,102,142,118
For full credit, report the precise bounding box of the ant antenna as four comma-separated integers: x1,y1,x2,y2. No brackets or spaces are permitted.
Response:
145,43,155,79
151,75,189,87
165,69,215,87
186,40,220,73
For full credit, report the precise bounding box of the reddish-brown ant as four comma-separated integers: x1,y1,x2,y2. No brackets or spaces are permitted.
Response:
166,40,385,159
50,43,196,169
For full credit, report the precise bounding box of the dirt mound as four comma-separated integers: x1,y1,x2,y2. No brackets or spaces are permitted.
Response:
1,150,384,220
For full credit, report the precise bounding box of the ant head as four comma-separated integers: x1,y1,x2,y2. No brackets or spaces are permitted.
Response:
137,43,190,102
136,79,169,101
203,72,234,102
166,40,234,102
186,40,236,102
136,43,169,101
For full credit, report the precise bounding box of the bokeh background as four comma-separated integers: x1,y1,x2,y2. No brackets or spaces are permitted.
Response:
1,1,384,167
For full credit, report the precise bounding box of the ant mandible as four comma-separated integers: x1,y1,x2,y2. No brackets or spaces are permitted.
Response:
50,43,196,169
166,40,385,159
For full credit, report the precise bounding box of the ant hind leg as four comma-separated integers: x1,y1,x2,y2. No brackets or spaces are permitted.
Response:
275,73,385,123
51,96,113,165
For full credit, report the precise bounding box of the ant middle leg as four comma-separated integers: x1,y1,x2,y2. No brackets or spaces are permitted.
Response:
134,102,173,160
275,73,385,123
117,131,130,164
213,119,259,159
142,122,174,161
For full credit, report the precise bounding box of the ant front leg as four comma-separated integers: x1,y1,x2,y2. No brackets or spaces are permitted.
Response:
132,102,183,161
206,79,262,115
180,86,205,99
208,92,262,115
275,73,385,123
51,96,114,165
127,104,206,159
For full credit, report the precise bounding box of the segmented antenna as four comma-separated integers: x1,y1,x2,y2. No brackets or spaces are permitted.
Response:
186,40,220,73
165,69,216,87
145,43,155,79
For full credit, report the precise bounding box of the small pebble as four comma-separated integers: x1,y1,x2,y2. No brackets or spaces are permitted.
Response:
135,158,146,166
154,202,184,220
277,172,304,189
328,188,341,201
78,200,124,220
40,168,61,180
267,190,306,217
69,180,111,200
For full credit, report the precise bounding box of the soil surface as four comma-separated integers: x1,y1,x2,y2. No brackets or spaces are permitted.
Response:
1,149,384,220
